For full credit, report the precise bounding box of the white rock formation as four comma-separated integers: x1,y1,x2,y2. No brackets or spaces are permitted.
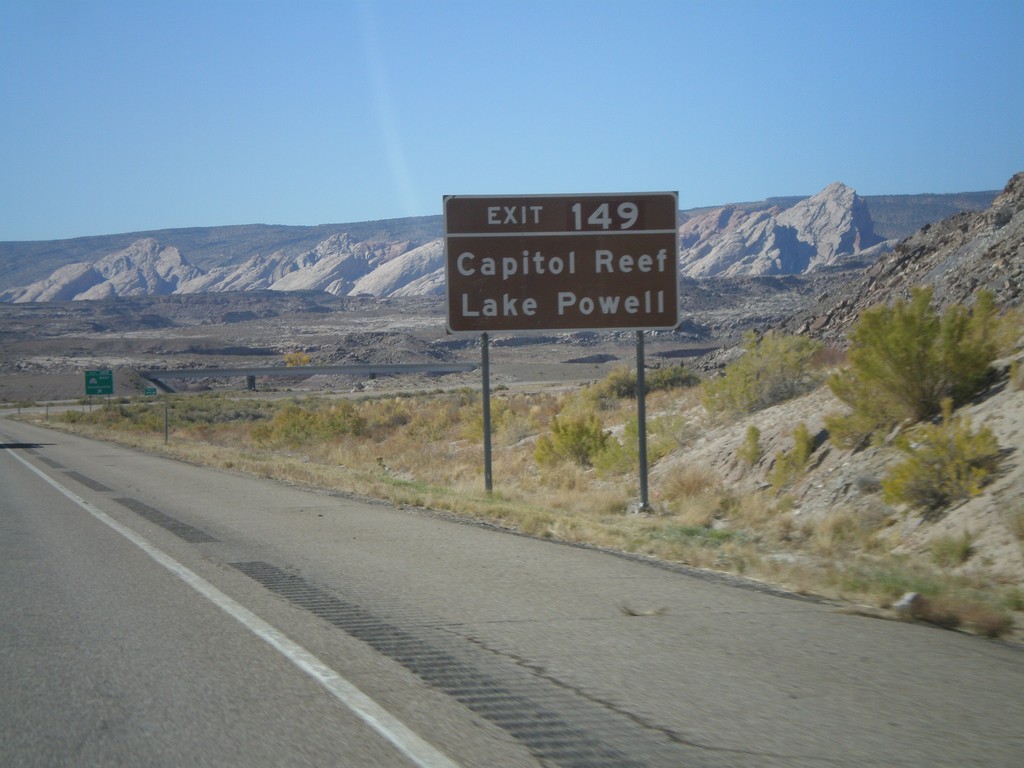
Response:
2,183,900,302
678,183,888,277
7,238,202,302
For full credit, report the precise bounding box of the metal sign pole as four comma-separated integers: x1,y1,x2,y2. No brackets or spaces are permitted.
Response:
636,330,650,511
481,332,493,494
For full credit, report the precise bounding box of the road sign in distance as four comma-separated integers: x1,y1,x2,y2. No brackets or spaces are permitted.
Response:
445,192,679,333
84,369,114,396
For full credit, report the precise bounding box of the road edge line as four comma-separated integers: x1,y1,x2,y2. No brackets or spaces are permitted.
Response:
8,449,462,768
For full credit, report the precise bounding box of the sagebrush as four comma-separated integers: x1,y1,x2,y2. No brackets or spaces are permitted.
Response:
828,288,1000,446
701,332,822,415
881,399,1001,516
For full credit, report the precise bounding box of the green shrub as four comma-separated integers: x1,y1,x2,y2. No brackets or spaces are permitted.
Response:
768,422,815,491
736,425,762,466
251,401,364,446
254,403,317,446
1003,588,1024,612
587,367,639,403
319,401,367,438
365,397,413,434
701,332,822,415
585,364,698,407
1010,507,1024,543
647,365,700,392
654,525,741,548
931,531,974,567
648,413,694,452
828,288,999,445
592,425,632,474
881,400,1001,516
57,401,168,432
535,412,609,467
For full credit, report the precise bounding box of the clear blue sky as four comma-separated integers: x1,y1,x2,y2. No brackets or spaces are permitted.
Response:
2,0,1021,242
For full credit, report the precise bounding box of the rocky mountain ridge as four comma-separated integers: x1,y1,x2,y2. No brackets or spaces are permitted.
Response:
789,171,1024,344
4,239,205,302
0,185,998,303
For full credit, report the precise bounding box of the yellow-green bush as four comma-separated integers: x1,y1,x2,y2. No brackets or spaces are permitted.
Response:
881,400,1001,516
701,332,822,415
827,288,999,446
252,400,366,446
584,364,698,408
647,365,700,392
736,424,762,466
931,531,974,567
535,412,609,467
768,422,815,491
252,403,318,446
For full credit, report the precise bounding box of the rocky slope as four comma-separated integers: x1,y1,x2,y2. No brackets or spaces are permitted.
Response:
1,185,998,303
788,171,1024,344
656,179,1024,633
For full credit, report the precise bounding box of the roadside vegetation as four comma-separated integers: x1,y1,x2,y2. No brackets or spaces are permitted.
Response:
31,291,1024,640
826,287,1002,446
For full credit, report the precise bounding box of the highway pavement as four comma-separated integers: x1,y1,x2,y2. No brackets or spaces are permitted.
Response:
1,415,1022,766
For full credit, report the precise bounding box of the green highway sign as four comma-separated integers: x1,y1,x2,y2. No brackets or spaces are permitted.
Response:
85,369,114,396
144,386,158,396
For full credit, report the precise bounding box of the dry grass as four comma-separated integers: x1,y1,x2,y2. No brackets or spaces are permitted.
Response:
930,531,975,567
810,506,893,557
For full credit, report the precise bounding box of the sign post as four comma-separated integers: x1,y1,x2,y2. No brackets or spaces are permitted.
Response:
481,332,492,493
445,193,679,507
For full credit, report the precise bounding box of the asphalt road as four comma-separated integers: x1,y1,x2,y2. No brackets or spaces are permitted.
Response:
2,415,1022,767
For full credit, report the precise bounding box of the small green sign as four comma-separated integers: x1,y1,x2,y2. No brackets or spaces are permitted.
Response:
144,386,158,396
85,369,114,396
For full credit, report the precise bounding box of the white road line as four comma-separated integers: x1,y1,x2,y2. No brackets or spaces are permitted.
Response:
9,449,462,768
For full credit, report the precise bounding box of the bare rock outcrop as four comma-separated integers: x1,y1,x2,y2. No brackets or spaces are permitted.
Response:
349,238,445,297
178,233,412,296
1,239,202,302
678,183,887,277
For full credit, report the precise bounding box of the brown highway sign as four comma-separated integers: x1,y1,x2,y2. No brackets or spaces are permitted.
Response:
444,193,679,333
